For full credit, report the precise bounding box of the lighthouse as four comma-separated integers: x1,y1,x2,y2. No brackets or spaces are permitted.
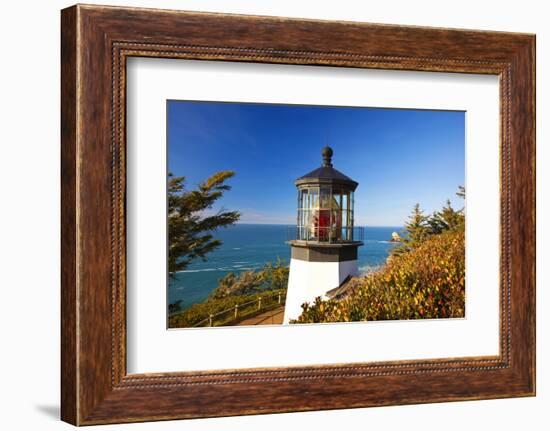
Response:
283,146,363,324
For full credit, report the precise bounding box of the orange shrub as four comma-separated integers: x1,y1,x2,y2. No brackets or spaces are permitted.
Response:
293,229,465,323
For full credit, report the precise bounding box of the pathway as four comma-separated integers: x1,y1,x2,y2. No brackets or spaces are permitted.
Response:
235,306,285,326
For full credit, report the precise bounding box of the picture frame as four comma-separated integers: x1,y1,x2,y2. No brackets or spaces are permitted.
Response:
61,4,535,425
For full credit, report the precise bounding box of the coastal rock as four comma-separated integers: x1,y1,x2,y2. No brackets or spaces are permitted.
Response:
390,231,401,242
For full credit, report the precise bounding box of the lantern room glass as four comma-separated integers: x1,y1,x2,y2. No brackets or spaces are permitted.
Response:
296,186,354,242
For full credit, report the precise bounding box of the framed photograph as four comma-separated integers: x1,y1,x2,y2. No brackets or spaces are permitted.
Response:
61,4,535,425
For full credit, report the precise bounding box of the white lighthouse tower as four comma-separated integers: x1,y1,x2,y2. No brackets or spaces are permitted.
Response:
283,146,363,324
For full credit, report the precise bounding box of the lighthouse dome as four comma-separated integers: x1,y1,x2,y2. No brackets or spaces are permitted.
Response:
295,146,358,190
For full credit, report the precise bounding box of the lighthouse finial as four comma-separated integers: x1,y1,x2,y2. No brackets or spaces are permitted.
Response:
322,146,333,167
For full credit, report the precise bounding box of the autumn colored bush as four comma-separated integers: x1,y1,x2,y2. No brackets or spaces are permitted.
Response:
168,260,289,328
293,229,465,323
210,258,289,299
169,288,286,328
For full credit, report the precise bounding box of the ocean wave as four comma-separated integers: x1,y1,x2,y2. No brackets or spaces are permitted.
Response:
358,264,384,275
176,265,265,274
175,268,228,274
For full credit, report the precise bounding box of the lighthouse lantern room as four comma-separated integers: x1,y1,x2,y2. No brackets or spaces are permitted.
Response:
283,146,364,323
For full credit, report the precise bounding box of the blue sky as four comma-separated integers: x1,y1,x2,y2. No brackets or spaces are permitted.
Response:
167,100,465,226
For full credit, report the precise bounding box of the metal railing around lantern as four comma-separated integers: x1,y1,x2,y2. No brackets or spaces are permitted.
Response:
286,225,364,244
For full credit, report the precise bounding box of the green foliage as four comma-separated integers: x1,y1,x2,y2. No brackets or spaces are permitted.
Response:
293,229,465,323
391,203,429,256
169,289,287,328
168,171,241,275
427,199,464,235
211,258,289,299
262,258,290,291
168,300,183,314
211,271,263,299
294,188,466,324
392,187,465,256
169,292,265,328
168,261,289,328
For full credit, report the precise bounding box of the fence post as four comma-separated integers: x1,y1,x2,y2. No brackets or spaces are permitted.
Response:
209,314,213,327
258,297,262,310
278,291,282,304
234,304,238,319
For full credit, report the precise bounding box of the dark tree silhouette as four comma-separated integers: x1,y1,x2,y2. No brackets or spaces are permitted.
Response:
168,171,240,275
392,186,465,257
427,199,465,234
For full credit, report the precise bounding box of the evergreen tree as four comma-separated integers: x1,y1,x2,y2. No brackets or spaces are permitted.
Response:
210,259,289,299
168,300,183,314
427,187,465,234
456,185,466,200
404,203,430,245
168,171,240,275
427,199,464,234
261,258,289,291
392,187,465,257
392,203,429,256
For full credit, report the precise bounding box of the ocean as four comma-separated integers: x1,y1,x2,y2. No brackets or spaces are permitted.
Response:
168,224,402,310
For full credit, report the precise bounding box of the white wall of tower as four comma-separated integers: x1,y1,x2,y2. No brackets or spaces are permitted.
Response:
283,258,358,324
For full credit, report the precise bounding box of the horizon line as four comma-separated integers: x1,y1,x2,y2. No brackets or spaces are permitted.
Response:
233,222,405,228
